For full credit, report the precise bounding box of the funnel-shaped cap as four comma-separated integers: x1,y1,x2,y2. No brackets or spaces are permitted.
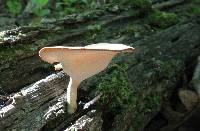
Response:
39,43,134,81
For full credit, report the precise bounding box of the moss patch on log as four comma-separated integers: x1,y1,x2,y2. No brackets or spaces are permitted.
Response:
148,9,179,28
98,63,133,113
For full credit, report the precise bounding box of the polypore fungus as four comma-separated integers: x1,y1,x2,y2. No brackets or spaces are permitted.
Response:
39,43,134,113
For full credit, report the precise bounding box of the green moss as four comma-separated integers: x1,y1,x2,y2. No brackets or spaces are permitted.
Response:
0,44,37,61
119,25,136,35
148,10,179,28
87,24,102,32
117,24,143,38
187,5,200,16
122,0,152,16
143,94,161,113
84,31,99,43
0,35,49,63
98,63,134,113
113,87,162,130
125,0,151,10
191,0,200,4
84,23,105,43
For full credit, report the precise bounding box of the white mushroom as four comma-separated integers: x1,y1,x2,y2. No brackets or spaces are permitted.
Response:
39,43,134,113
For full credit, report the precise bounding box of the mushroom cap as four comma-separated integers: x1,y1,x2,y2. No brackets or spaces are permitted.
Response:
39,43,134,81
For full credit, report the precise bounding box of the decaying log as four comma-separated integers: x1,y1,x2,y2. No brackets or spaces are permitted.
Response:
64,110,102,131
0,71,102,130
0,0,187,94
0,9,139,94
112,19,200,130
0,72,68,130
0,18,199,130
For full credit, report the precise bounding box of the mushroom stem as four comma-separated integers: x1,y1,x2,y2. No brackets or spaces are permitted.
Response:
67,77,81,114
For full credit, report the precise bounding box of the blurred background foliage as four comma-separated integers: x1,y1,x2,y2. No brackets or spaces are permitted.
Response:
2,0,199,28
6,0,118,17
5,0,153,17
3,0,182,29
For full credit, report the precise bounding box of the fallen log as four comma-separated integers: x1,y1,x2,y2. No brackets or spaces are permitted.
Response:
0,0,187,94
0,17,199,130
112,19,200,130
